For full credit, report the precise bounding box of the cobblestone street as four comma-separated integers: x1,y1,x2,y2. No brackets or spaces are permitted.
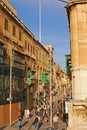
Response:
0,109,67,130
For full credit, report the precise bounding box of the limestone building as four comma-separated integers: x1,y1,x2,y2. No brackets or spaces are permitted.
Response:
66,0,87,129
0,0,51,126
66,0,87,100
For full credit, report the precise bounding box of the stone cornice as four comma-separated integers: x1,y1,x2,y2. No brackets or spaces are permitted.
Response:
71,67,87,71
65,0,87,32
66,0,87,9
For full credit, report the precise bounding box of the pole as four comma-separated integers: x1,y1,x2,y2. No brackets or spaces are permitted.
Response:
50,46,52,127
39,0,41,43
58,0,68,4
9,47,12,126
37,0,41,106
36,67,39,106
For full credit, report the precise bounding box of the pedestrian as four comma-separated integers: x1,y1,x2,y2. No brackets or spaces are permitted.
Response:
24,108,30,118
43,107,48,122
53,114,59,129
18,115,22,129
34,113,40,130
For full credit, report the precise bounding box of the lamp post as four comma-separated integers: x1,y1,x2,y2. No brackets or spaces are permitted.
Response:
49,45,53,127
58,0,68,4
9,47,12,126
36,0,42,106
37,69,39,106
39,0,41,43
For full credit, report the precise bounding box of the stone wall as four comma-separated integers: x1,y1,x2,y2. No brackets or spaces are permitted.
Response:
67,100,87,130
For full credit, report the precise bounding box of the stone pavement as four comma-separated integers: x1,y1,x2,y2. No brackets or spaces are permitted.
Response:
0,109,67,130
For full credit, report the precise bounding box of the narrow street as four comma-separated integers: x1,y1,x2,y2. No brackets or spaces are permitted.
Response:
1,109,67,130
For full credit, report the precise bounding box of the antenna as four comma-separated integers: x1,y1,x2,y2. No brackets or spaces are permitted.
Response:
58,0,68,4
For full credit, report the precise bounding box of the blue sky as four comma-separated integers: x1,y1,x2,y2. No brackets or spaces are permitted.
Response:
9,0,70,70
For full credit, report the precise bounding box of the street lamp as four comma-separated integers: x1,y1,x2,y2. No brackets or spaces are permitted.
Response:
58,0,68,4
6,47,13,126
9,47,12,126
36,0,42,106
37,69,39,106
49,45,53,127
39,0,41,43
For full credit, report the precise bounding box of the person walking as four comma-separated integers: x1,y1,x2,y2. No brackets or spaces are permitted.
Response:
24,108,30,119
53,114,59,129
34,113,40,130
18,115,22,129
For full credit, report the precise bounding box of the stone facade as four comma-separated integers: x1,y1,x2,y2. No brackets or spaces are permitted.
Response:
66,0,87,130
66,0,87,100
0,0,51,126
67,100,87,130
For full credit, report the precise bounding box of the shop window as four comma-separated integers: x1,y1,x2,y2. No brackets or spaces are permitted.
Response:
0,76,4,90
0,57,3,63
0,76,9,105
0,47,3,56
5,76,9,89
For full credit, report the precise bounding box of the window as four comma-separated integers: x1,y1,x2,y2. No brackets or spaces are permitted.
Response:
4,18,8,31
32,47,35,55
0,57,3,63
0,48,3,63
0,77,4,90
12,25,16,36
39,51,41,61
13,77,18,89
25,40,27,49
30,45,31,53
0,48,3,56
31,45,32,54
42,54,44,63
19,30,21,41
28,43,30,51
36,49,38,60
5,76,9,89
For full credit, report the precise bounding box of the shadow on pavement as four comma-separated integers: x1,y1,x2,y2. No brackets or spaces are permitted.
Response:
39,122,43,128
0,126,7,130
22,121,29,127
28,121,43,130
